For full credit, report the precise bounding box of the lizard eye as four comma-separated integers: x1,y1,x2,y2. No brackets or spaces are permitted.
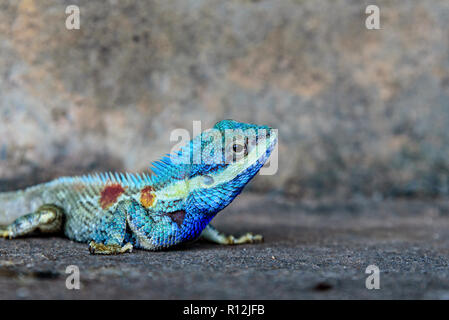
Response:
232,139,249,156
225,139,249,163
232,144,244,153
203,175,214,186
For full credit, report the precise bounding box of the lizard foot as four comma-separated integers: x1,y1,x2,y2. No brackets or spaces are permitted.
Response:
200,225,264,245
88,241,133,255
0,227,10,239
225,232,264,245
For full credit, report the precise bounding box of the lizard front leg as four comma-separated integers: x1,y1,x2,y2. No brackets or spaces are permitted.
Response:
1,204,64,239
200,224,263,245
124,199,180,250
88,204,133,255
89,199,172,253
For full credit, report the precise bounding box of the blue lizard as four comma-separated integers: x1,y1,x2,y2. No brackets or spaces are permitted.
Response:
0,120,277,254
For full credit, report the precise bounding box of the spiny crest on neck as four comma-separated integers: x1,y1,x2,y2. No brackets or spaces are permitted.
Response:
57,172,153,189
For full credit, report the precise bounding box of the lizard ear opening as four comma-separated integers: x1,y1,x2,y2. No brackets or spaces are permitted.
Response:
202,175,214,186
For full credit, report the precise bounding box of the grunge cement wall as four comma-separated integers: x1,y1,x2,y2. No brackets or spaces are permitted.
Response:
1,0,449,198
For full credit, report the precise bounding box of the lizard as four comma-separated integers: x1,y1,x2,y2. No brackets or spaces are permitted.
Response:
0,120,277,254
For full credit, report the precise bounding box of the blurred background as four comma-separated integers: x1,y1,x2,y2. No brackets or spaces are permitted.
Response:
1,0,448,200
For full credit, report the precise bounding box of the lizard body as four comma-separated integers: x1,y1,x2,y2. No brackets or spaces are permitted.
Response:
0,120,277,254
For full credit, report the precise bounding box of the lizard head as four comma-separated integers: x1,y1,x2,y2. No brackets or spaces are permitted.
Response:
184,119,277,216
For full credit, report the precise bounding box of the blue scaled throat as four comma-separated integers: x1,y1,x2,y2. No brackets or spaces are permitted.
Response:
0,120,277,254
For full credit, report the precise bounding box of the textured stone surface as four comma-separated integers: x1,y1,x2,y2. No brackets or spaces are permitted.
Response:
1,194,449,299
1,0,449,198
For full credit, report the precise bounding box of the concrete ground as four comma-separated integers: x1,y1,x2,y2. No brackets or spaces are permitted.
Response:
1,194,449,299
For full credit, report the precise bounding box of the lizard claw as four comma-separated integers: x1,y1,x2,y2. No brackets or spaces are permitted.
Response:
0,227,10,239
88,241,133,255
227,232,264,245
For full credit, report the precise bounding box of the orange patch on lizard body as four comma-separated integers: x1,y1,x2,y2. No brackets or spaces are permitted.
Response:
140,186,156,208
100,184,126,209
